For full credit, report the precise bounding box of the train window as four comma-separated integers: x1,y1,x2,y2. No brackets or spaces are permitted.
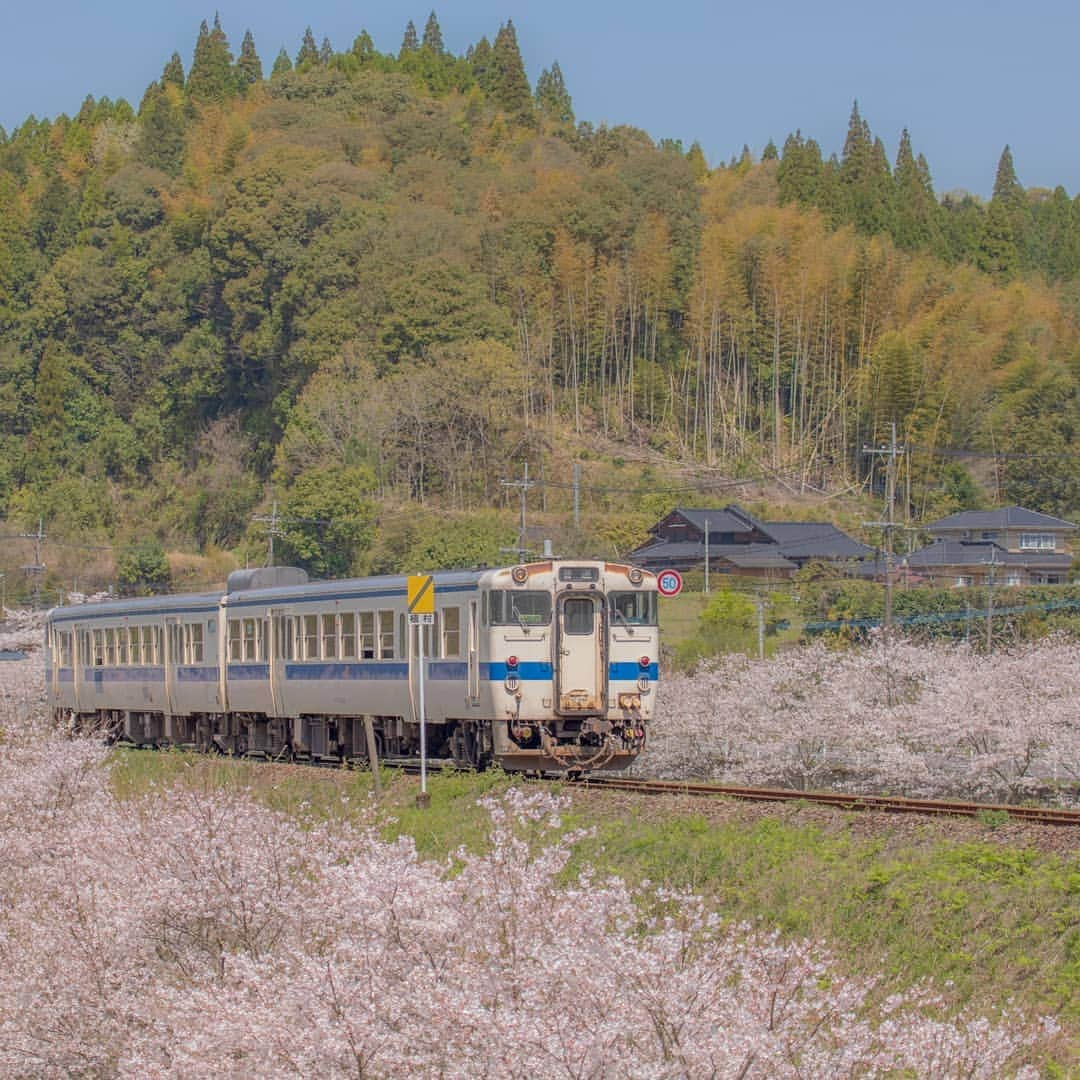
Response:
609,591,658,626
379,611,394,659
302,615,318,660
280,617,296,660
243,619,260,661
143,626,156,665
488,590,552,626
105,628,117,666
563,597,595,635
442,607,461,658
60,632,73,668
322,614,337,659
117,628,129,665
186,623,204,663
358,613,375,659
129,628,141,665
340,613,356,658
228,619,243,662
558,566,598,583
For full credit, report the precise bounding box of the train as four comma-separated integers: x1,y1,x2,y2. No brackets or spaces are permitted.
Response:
44,560,659,773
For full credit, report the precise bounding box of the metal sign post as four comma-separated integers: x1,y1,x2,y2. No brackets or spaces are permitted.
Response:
407,575,436,807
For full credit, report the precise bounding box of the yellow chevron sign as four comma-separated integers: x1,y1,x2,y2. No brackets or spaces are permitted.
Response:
407,574,435,615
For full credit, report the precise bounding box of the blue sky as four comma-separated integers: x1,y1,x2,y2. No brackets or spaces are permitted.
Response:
2,1,1077,197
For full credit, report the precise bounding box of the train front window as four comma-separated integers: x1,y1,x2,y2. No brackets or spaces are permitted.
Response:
488,590,552,626
609,591,658,626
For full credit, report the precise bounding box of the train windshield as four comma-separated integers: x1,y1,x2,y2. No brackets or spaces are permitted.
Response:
609,591,658,626
488,590,552,626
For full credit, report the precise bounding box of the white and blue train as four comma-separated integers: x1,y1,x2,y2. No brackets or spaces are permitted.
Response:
45,560,659,773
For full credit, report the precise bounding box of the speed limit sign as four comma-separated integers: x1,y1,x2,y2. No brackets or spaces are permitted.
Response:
657,569,683,597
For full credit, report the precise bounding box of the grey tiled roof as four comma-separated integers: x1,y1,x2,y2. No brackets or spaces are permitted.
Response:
925,506,1077,531
903,540,1073,569
663,506,760,533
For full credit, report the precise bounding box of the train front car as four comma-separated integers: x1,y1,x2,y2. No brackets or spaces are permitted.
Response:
484,561,657,773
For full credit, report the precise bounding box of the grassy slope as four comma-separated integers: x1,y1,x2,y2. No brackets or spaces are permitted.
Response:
112,749,1079,1051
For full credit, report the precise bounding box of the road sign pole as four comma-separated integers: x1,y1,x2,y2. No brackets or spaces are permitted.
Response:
418,625,427,802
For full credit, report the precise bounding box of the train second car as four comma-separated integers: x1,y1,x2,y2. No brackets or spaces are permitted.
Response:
45,561,659,773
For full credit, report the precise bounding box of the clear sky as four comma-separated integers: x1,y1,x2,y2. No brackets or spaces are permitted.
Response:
2,0,1077,197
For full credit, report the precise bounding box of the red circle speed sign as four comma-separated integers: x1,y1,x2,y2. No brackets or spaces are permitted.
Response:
656,569,683,597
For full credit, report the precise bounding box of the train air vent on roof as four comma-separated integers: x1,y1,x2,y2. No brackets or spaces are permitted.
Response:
227,567,309,592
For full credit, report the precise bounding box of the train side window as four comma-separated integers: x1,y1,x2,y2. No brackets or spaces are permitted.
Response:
228,619,242,662
442,607,461,658
322,614,337,659
242,618,259,661
379,611,394,659
609,591,658,626
142,626,154,665
358,612,375,659
117,628,129,665
105,628,117,666
303,615,319,660
340,612,356,659
188,623,204,663
280,617,295,661
129,628,141,665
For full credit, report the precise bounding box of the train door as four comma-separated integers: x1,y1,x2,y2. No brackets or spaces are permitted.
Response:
269,610,288,715
467,600,480,705
555,594,605,714
74,629,88,713
164,617,181,715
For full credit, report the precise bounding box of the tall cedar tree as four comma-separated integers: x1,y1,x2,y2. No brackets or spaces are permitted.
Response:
187,16,235,104
469,37,493,91
979,146,1025,276
893,128,939,251
271,48,292,77
491,21,533,121
422,12,444,54
839,102,893,235
761,139,778,161
777,131,823,206
319,37,333,65
236,30,263,87
352,31,376,63
296,27,319,68
400,21,419,56
686,141,708,180
535,61,573,123
162,52,185,88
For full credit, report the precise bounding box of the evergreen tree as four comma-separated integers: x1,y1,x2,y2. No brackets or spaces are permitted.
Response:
535,61,573,123
400,20,419,56
162,52,185,89
271,47,293,78
422,12,445,54
838,102,893,235
319,37,333,65
762,139,778,161
351,31,376,64
978,197,1019,277
686,140,708,181
136,81,186,175
992,145,1024,210
892,128,939,250
236,30,263,87
469,37,493,91
777,131,822,206
187,15,235,104
296,27,319,68
491,20,533,120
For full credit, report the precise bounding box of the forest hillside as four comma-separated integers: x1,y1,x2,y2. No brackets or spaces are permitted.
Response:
1,14,1078,590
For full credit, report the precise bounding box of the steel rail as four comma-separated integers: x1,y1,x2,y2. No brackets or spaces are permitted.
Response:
568,776,1080,826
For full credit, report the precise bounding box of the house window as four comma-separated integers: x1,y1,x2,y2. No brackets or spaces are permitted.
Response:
980,531,999,541
1020,533,1056,551
954,575,973,587
1005,573,1022,587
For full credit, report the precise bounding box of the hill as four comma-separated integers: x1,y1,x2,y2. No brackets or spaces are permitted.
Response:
0,14,1077,593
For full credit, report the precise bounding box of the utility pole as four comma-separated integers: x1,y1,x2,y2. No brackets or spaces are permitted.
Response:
862,423,906,636
704,517,710,594
500,463,536,563
755,592,766,659
19,518,46,610
251,501,284,567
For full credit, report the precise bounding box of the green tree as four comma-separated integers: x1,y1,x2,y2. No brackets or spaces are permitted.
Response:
400,20,419,56
296,27,319,69
535,61,573,124
777,131,822,206
236,30,263,88
116,538,171,596
162,52,185,88
469,37,493,91
491,21,533,121
892,128,939,251
761,138,778,161
135,80,186,175
271,48,293,78
319,37,333,66
422,12,444,54
187,15,235,104
838,102,893,235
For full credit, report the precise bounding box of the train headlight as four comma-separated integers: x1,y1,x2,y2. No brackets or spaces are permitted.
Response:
507,655,518,669
628,567,644,585
639,655,650,669
511,565,529,584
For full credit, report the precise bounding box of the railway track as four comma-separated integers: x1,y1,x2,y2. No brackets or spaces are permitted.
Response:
570,775,1080,827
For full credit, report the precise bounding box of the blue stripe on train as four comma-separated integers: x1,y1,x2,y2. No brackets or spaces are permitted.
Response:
609,662,659,681
285,662,410,681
